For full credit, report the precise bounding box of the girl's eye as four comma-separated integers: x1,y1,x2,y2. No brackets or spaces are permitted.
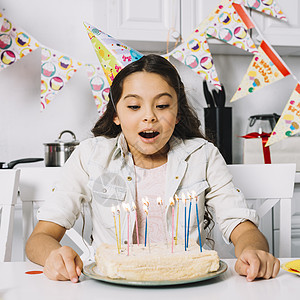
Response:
156,104,170,109
128,105,140,110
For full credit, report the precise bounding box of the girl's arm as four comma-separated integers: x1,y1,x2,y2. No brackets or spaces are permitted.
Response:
25,220,82,283
230,220,280,281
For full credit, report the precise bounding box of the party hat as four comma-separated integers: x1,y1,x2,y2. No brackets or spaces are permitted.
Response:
84,22,143,85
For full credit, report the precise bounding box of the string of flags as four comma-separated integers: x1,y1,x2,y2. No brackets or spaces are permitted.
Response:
1,0,300,146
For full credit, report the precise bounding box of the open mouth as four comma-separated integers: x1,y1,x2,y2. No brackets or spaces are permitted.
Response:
139,130,160,139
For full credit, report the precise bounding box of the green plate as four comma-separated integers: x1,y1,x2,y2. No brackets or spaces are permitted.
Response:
83,260,228,287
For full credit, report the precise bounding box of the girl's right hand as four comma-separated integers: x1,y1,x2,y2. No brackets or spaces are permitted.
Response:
43,246,83,282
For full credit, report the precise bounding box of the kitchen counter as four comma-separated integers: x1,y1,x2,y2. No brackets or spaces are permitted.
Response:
0,259,298,300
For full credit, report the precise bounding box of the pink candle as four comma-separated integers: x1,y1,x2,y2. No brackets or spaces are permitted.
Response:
132,202,139,246
123,203,131,256
169,197,175,253
127,212,130,255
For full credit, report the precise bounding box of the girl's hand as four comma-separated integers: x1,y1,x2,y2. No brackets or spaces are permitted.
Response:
235,249,280,281
43,246,83,282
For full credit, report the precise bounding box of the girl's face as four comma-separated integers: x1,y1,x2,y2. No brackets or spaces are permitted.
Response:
113,71,179,164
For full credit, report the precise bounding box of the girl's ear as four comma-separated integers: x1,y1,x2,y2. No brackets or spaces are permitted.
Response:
113,115,120,125
176,115,180,124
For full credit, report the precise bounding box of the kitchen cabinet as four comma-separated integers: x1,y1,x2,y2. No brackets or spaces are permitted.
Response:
100,0,300,54
98,0,181,52
180,0,220,41
251,0,300,49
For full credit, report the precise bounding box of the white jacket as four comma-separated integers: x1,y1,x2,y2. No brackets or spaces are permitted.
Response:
37,133,258,249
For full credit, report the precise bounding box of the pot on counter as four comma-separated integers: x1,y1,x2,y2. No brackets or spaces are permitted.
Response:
44,130,80,167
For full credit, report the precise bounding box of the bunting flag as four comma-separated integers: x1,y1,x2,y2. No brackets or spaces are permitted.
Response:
230,40,290,102
266,84,300,146
170,30,221,89
0,16,39,71
83,22,143,86
40,47,82,111
84,63,110,116
234,0,287,21
201,0,258,54
0,12,4,27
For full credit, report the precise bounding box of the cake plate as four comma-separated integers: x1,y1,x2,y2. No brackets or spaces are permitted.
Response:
83,260,228,287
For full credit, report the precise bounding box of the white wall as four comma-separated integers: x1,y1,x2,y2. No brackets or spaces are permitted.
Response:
1,0,300,167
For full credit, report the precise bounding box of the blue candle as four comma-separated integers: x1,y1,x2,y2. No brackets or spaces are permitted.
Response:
144,216,147,247
184,194,187,251
195,201,202,252
187,197,192,248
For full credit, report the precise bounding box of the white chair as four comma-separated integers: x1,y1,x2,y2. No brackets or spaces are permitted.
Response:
0,169,20,262
214,163,295,258
18,167,94,262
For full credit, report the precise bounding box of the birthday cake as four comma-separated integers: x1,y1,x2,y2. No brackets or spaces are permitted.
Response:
95,240,220,281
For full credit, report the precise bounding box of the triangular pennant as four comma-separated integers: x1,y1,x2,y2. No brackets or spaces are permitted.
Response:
170,30,221,89
84,63,110,116
40,47,83,111
0,16,39,71
266,84,300,146
230,40,290,102
0,12,4,29
83,22,143,85
234,0,287,21
203,0,258,54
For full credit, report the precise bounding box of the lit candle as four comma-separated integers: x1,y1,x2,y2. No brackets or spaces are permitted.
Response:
169,197,175,253
123,203,131,256
182,193,187,251
116,205,121,251
157,197,168,245
174,194,180,245
143,204,148,247
142,198,150,248
192,191,202,252
131,202,139,246
111,206,120,254
186,192,192,248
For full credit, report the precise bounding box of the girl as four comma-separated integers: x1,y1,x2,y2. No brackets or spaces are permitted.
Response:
26,54,280,283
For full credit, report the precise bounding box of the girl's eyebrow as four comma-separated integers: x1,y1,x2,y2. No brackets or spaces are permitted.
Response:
154,92,173,100
123,92,173,100
123,94,141,100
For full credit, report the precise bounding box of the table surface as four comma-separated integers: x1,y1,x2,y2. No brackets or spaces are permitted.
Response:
0,259,298,300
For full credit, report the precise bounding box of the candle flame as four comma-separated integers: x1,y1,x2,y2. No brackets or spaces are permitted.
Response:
142,197,149,207
143,204,148,215
191,190,197,201
187,192,192,200
169,197,175,206
116,205,120,214
174,194,179,202
111,206,116,215
181,192,186,204
157,197,163,206
122,203,131,212
131,202,136,211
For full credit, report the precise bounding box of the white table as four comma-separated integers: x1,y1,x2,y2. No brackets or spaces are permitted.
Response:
0,259,298,300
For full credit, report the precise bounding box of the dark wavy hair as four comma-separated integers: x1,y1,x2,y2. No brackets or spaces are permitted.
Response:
92,54,206,140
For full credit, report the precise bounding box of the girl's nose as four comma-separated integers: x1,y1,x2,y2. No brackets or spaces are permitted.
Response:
143,109,157,122
143,116,156,122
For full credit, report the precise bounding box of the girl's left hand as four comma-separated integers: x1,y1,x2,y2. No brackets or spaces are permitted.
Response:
234,249,280,281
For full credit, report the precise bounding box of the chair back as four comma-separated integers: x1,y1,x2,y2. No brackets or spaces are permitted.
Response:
0,169,20,262
213,163,296,258
227,164,295,199
19,167,93,262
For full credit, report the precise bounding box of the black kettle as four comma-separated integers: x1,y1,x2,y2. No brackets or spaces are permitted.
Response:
247,113,280,134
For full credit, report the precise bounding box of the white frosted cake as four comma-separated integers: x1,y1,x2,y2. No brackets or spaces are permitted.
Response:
95,240,220,281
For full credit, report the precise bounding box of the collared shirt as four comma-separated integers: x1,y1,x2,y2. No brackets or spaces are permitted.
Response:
37,133,259,250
